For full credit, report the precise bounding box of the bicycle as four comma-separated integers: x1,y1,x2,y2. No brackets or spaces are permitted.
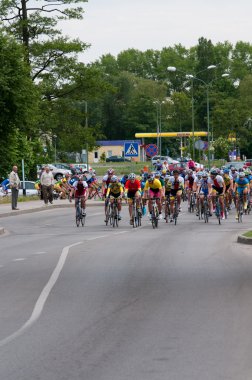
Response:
214,194,221,225
131,197,142,228
164,195,171,223
150,197,159,229
188,190,196,213
104,198,111,226
75,197,86,227
236,194,244,223
110,197,120,228
202,194,209,223
170,195,179,225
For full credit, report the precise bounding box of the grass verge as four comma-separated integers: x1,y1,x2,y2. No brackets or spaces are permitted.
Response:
0,195,40,205
243,231,252,238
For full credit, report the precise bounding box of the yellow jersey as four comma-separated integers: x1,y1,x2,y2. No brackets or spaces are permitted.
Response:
144,179,162,191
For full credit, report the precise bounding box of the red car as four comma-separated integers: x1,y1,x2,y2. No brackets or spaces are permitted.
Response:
169,162,188,172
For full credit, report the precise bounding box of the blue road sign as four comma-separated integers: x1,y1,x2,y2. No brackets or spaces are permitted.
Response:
145,144,158,157
124,142,139,157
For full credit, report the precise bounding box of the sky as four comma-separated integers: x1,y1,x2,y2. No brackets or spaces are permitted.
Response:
59,0,252,64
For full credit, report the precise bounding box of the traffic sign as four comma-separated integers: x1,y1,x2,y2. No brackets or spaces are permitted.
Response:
145,144,158,157
124,142,139,157
194,140,205,150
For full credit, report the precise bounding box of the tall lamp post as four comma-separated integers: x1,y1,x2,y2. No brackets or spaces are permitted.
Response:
154,100,166,155
82,100,89,169
167,65,218,166
53,134,57,162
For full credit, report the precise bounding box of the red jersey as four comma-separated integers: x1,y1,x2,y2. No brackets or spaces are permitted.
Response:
125,179,141,192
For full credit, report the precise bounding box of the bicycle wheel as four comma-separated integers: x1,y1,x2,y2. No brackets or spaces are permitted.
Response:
81,208,86,227
112,204,119,228
132,202,137,228
155,207,159,228
238,200,243,223
105,203,110,226
215,202,221,225
174,201,178,225
165,202,170,223
203,199,208,223
76,206,81,227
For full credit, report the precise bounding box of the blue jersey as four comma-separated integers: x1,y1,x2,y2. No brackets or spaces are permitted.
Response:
1,179,9,190
235,178,249,188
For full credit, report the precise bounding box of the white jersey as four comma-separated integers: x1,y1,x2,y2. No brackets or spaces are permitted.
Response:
208,175,224,188
229,170,238,180
73,180,88,190
168,176,184,190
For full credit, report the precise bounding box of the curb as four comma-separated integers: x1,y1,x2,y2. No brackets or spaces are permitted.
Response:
237,235,252,245
0,202,103,218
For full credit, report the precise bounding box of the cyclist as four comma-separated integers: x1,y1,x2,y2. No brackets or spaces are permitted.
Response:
144,175,163,220
0,178,10,196
234,171,250,218
73,175,88,216
106,175,124,220
168,169,184,222
124,173,142,225
102,168,114,198
208,169,226,220
196,171,212,216
185,169,196,212
223,169,233,211
154,159,163,172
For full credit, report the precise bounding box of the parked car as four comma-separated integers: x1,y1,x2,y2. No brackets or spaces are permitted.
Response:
71,163,92,172
244,159,252,168
169,162,188,172
224,161,245,171
0,181,38,197
151,155,179,165
37,164,71,181
106,156,130,162
194,162,204,170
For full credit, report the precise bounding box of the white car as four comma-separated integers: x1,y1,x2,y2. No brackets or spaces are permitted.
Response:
194,162,204,170
151,155,179,165
0,181,38,197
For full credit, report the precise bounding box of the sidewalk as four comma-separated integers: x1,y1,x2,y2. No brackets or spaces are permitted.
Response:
0,198,103,219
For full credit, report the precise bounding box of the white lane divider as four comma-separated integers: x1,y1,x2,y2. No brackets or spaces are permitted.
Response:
33,251,46,255
0,241,82,348
12,258,27,262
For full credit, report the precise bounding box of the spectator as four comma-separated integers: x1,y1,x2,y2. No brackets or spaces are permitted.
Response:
188,159,196,171
9,165,20,210
40,166,54,205
162,160,169,171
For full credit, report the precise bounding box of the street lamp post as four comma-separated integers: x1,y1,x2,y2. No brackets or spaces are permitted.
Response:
167,65,218,166
82,100,89,169
53,134,57,162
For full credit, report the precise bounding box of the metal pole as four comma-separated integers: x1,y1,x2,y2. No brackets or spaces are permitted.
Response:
84,101,89,170
156,104,159,153
159,102,162,155
22,159,26,196
191,80,195,161
55,140,56,162
206,86,210,169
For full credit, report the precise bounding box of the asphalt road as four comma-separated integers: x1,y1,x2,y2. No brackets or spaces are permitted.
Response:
0,205,251,380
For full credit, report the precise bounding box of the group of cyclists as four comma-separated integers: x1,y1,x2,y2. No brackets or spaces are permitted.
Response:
5,161,250,226
52,162,251,226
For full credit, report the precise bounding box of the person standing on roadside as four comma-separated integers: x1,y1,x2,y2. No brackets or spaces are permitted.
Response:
40,166,54,205
9,165,20,210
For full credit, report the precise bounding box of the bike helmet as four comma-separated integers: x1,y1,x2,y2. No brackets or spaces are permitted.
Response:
155,172,161,177
202,171,208,177
165,174,170,180
173,169,179,174
223,169,229,174
128,173,136,180
239,172,245,178
107,168,114,175
111,175,118,182
210,169,218,176
148,175,155,182
244,171,250,176
188,169,193,175
197,171,203,177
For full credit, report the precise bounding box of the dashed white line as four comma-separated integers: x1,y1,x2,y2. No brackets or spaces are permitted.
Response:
12,258,27,262
33,251,46,255
0,241,82,348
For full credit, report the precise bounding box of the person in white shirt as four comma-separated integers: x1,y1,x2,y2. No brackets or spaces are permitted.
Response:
40,166,54,204
9,165,20,210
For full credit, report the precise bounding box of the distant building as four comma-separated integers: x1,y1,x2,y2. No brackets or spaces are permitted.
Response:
86,140,143,163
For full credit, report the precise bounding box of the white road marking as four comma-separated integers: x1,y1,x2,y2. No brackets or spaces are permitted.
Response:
12,258,27,262
0,241,82,348
33,252,46,255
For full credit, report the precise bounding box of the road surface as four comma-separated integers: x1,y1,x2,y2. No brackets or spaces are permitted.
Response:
0,205,251,380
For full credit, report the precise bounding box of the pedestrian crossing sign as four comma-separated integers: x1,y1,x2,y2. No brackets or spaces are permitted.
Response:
124,142,139,157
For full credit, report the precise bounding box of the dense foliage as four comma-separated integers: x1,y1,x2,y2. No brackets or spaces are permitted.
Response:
0,0,252,180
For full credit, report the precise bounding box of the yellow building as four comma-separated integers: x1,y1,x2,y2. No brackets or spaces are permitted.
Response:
88,140,142,163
